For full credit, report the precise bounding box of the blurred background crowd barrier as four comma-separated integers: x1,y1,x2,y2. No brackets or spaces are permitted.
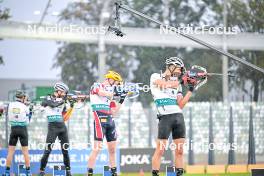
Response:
0,101,263,165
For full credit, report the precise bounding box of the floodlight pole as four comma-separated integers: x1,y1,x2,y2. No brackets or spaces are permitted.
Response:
222,0,229,102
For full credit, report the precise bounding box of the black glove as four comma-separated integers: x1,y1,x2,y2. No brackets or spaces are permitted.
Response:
70,102,75,108
29,105,34,113
119,93,127,104
0,108,3,117
63,94,68,101
179,74,189,86
113,86,122,96
68,99,75,108
188,83,195,92
118,89,128,104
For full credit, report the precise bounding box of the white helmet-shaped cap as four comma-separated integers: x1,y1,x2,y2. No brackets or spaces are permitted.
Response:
15,90,26,98
54,82,69,93
165,57,184,68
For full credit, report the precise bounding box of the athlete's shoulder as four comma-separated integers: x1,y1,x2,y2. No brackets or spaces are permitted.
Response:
42,95,53,101
41,95,54,106
150,73,161,83
91,82,103,88
8,101,14,106
8,101,27,111
90,82,104,94
150,73,161,79
175,83,183,95
10,101,23,106
151,72,161,77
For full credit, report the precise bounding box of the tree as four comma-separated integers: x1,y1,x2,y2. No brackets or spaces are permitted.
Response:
53,43,98,90
0,8,10,20
0,56,3,65
122,0,224,105
55,0,228,105
55,0,138,91
226,0,264,101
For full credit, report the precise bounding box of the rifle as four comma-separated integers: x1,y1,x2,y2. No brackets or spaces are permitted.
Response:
113,82,143,100
0,104,6,118
181,65,236,90
39,90,89,109
67,90,89,103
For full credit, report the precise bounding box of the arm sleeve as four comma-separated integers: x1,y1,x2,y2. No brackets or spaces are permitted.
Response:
177,85,183,97
63,106,74,121
150,73,162,96
0,107,3,117
6,103,10,117
26,106,33,121
110,101,117,108
90,83,101,95
41,96,64,108
5,103,11,118
150,73,160,86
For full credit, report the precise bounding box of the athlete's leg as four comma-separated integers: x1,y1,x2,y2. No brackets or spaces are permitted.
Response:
87,112,105,175
107,141,117,175
172,114,186,176
152,139,168,171
6,146,16,169
21,146,30,167
88,140,103,168
152,115,171,176
105,120,117,169
58,126,71,176
5,127,18,175
87,111,105,176
21,146,32,176
173,138,185,168
4,146,15,176
40,127,58,171
87,140,103,176
173,138,185,176
20,127,30,168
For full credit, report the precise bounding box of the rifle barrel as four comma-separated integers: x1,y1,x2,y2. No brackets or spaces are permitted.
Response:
207,73,236,77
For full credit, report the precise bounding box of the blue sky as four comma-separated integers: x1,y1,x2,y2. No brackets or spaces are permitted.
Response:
0,0,75,79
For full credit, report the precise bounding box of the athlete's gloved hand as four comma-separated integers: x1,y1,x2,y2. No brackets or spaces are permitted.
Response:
70,101,75,108
29,104,34,113
68,99,75,108
180,74,197,92
179,74,187,85
180,74,197,86
119,91,128,104
63,94,68,102
113,86,122,96
0,108,4,118
188,84,195,92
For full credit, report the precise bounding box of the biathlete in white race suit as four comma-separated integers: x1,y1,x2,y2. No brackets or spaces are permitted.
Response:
4,90,33,176
87,71,127,176
150,57,195,176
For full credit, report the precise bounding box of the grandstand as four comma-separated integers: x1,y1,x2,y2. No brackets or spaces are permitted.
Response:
1,101,263,165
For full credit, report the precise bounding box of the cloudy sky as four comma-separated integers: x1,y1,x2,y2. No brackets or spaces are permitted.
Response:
0,0,78,79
